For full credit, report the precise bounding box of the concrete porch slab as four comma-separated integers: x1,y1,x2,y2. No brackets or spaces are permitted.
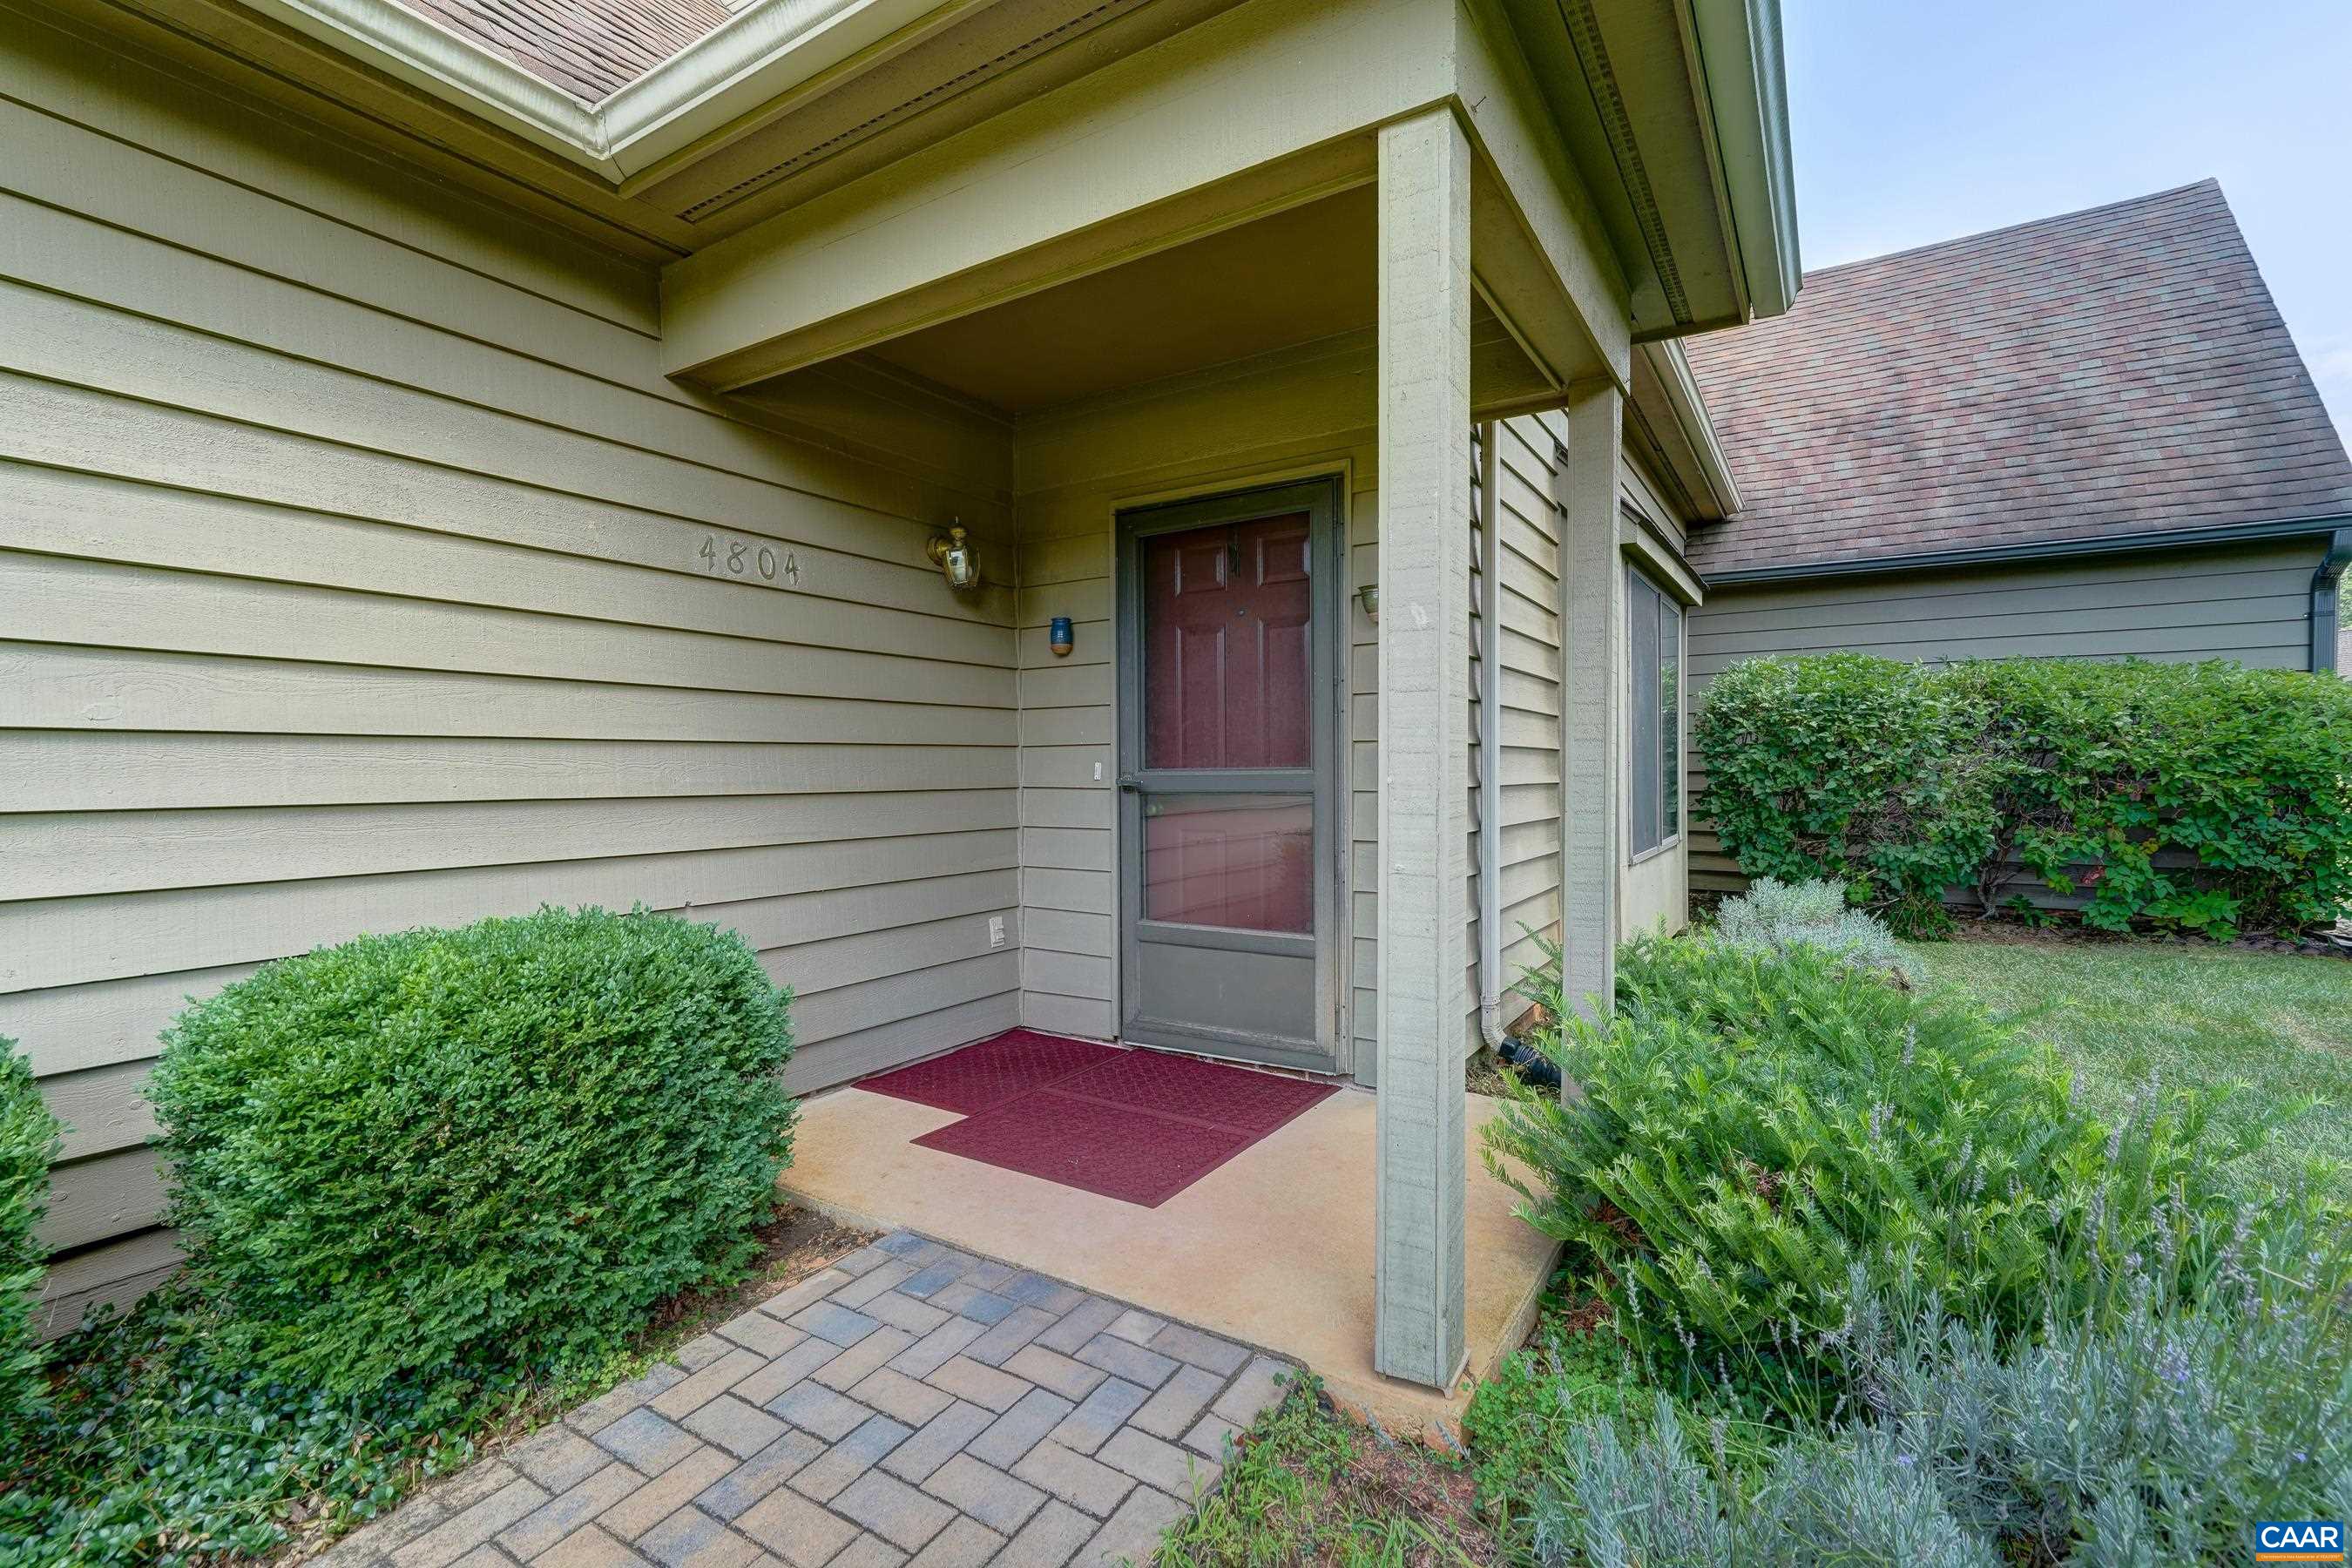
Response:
781,1085,1558,1438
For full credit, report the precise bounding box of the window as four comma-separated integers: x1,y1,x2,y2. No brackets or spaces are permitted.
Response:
1626,565,1682,857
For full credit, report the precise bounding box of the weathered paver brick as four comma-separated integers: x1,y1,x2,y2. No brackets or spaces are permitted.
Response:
1129,1366,1226,1442
788,1301,883,1348
696,1429,828,1520
718,1306,810,1360
1098,1428,1218,1500
735,1486,859,1567
959,1306,1058,1369
924,1355,1029,1413
1210,1357,1290,1427
1144,1323,1249,1378
875,1233,943,1262
509,1425,615,1492
889,1315,988,1380
1003,1345,1106,1402
390,1473,550,1567
600,1446,738,1542
496,1464,639,1558
672,1333,734,1373
963,1259,1017,1292
568,1366,687,1437
863,1290,950,1337
768,1380,875,1442
907,1516,1004,1568
925,1282,1018,1325
1047,1378,1148,1456
831,1535,910,1568
760,1269,853,1321
636,1506,762,1568
1031,1298,1120,1355
787,1413,912,1504
834,1470,956,1552
1103,1310,1165,1347
878,1401,995,1486
828,1259,917,1308
539,1523,650,1567
1010,1440,1133,1519
851,1367,953,1427
1179,1415,1241,1461
999,1273,1085,1315
592,1409,704,1476
920,1453,1046,1536
652,1348,767,1420
965,1385,1076,1469
996,1499,1097,1568
733,1336,843,1408
896,1260,964,1300
808,1325,918,1392
683,1396,789,1459
1081,1484,1188,1567
1072,1336,1177,1391
832,1243,896,1277
445,1545,511,1568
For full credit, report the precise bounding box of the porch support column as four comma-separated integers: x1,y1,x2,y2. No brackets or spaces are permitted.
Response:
1558,384,1624,1027
1372,105,1472,1391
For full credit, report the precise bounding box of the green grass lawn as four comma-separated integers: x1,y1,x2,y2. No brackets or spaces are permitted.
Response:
1910,933,2352,1197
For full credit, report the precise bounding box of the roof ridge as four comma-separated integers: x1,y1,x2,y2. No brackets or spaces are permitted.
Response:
1796,178,2225,286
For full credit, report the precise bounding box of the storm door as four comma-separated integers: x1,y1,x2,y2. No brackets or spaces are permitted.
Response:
1114,479,1342,1071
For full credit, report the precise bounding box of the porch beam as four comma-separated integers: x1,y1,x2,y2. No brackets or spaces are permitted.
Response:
1372,105,1472,1392
1556,382,1623,1024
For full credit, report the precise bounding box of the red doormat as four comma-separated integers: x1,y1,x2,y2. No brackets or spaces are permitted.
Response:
859,1031,1335,1206
857,1029,1123,1115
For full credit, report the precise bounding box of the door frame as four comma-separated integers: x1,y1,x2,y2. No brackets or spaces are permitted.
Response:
1112,475,1348,1074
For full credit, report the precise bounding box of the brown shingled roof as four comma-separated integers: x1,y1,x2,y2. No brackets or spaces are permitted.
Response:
1683,180,2352,577
390,0,733,103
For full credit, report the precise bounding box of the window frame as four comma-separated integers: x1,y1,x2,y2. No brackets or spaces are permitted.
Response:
1625,563,1684,863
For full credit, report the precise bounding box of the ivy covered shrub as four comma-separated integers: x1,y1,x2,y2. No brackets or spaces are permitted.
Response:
1713,875,1921,985
1,1037,61,1443
1696,654,2352,939
1483,936,2303,1417
149,906,796,1395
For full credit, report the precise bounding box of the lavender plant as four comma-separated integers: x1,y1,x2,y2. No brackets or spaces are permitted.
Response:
1713,875,1923,984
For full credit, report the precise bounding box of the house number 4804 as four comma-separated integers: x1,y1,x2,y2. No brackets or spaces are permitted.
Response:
699,533,801,586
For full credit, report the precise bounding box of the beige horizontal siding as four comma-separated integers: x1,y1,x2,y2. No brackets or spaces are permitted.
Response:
1686,539,2328,893
2,5,1019,1323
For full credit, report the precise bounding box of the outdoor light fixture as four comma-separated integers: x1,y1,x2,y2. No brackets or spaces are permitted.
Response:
1048,616,1074,657
1356,584,1380,624
927,524,979,590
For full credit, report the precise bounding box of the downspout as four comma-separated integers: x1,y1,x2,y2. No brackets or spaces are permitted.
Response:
1476,423,1507,1049
2313,526,2352,674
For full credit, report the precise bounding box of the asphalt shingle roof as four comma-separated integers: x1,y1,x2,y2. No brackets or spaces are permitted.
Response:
1683,180,2352,577
391,0,733,103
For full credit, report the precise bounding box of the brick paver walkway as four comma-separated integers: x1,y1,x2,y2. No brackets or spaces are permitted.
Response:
321,1233,1293,1568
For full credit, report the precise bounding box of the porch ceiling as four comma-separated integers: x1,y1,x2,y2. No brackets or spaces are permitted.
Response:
742,185,1553,421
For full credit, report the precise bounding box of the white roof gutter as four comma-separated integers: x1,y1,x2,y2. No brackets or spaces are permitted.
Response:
237,0,951,179
1684,0,1801,319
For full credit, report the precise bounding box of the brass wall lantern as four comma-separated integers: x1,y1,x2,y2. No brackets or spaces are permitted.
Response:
928,524,979,590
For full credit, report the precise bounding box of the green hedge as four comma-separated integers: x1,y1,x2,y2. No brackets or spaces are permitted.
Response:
1695,654,2352,937
149,906,796,1395
1,1037,60,1443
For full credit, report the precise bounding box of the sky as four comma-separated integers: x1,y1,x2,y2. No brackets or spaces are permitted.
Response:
1781,0,2352,443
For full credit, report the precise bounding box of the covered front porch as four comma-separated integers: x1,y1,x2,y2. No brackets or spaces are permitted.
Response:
656,0,1792,1396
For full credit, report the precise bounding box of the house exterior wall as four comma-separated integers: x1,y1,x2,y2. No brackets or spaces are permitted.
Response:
0,11,1024,1332
1687,537,2328,895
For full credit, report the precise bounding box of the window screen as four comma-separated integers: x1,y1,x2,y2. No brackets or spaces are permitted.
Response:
1627,566,1682,856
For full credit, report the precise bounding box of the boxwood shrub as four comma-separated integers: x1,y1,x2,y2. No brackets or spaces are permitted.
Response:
1,1036,60,1442
1695,653,2352,937
148,906,795,1395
